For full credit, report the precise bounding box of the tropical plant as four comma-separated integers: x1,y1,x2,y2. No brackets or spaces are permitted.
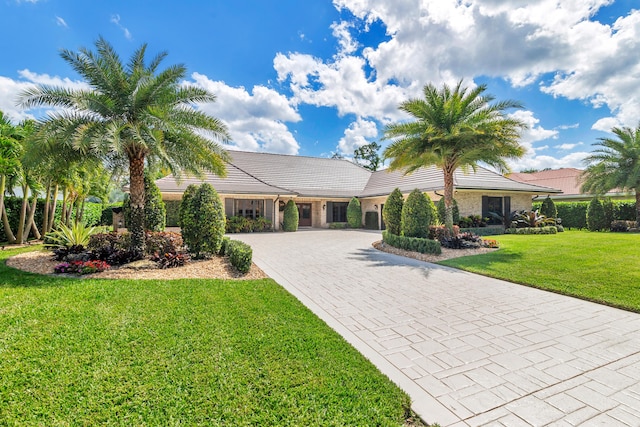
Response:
346,197,362,228
487,210,519,229
540,196,557,221
20,37,229,257
180,183,225,258
586,197,608,231
383,80,526,233
45,222,97,249
283,200,298,232
401,189,433,238
515,210,555,228
382,188,403,235
581,123,640,225
0,112,24,243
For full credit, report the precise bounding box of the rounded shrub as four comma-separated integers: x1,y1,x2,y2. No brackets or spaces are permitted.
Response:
383,188,403,235
602,197,614,229
179,183,225,258
401,189,433,238
586,197,607,231
282,200,299,232
347,197,362,228
436,197,459,225
540,196,557,220
178,184,198,229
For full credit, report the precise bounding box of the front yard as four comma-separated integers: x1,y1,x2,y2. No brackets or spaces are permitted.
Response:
0,247,413,426
439,230,640,312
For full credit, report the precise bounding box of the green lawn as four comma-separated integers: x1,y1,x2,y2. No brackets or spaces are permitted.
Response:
440,230,640,312
0,247,413,426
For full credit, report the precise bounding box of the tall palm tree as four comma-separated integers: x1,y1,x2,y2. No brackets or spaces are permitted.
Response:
19,37,230,256
383,80,527,232
581,123,640,225
0,111,24,243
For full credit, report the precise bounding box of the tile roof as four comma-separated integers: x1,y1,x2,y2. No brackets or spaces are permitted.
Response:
155,151,561,198
509,168,585,196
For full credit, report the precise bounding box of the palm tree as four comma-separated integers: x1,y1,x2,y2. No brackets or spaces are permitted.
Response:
0,111,24,243
383,80,527,233
581,123,640,225
19,37,230,256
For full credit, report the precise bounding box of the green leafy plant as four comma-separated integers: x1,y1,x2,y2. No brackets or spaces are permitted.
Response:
505,226,557,235
347,197,362,228
382,188,403,236
401,189,434,238
180,183,225,258
226,240,253,273
283,200,298,232
586,197,608,231
45,222,97,250
540,196,557,220
382,230,441,255
123,175,166,232
515,210,555,228
436,197,460,225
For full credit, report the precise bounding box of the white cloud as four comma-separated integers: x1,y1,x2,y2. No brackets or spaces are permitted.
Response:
55,16,68,28
110,14,132,40
331,21,359,56
510,151,590,171
555,142,583,150
337,117,378,154
190,72,301,154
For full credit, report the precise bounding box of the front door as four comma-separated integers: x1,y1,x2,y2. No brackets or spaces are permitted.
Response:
297,203,312,227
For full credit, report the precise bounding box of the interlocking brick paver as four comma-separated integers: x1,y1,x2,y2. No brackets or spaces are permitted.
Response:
236,230,640,426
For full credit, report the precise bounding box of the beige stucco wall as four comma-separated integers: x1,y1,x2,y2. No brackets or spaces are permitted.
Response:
453,191,533,217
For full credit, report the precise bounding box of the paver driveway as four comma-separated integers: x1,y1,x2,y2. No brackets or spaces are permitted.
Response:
235,229,640,426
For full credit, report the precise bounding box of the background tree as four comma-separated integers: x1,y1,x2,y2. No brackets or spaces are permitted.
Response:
383,80,526,233
401,189,433,238
581,123,640,225
382,188,403,235
586,197,607,231
353,142,382,171
346,197,362,228
282,200,299,232
0,112,24,243
20,37,229,257
540,196,557,220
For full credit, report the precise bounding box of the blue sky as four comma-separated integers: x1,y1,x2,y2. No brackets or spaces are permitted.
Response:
1,0,639,172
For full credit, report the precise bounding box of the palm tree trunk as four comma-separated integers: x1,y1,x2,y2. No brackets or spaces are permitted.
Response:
443,166,456,235
0,175,16,244
16,184,29,244
42,181,51,234
26,196,40,240
48,183,59,232
129,155,146,258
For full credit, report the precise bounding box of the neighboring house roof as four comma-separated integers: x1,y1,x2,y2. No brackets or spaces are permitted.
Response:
155,150,561,198
508,168,630,199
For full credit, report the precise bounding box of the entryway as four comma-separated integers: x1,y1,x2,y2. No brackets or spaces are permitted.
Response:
297,203,312,227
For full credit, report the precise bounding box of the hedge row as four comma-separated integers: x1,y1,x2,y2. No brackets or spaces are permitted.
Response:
382,231,442,255
505,226,558,235
533,200,636,229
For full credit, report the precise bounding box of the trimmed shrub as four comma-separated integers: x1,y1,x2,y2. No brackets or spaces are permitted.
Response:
178,185,198,229
144,231,183,255
226,240,253,273
165,200,181,227
505,226,558,235
347,197,362,228
226,216,272,233
458,215,487,228
436,197,460,225
555,202,587,230
382,231,441,255
328,222,348,229
614,201,636,221
180,183,225,258
603,198,615,229
283,200,298,232
383,188,403,236
459,226,504,236
587,197,607,231
540,196,557,220
364,211,379,230
401,189,433,238
219,236,231,255
429,225,461,241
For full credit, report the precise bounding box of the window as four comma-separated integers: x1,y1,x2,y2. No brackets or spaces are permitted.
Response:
234,199,264,219
482,196,511,225
326,202,348,223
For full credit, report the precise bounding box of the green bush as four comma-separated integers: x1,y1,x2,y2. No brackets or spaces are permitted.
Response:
99,203,122,226
603,198,614,228
587,197,607,231
436,197,460,225
382,231,441,255
383,188,403,236
122,175,166,231
364,211,378,230
226,240,253,273
540,196,557,220
226,216,272,233
401,189,433,238
459,226,504,236
178,185,198,229
614,201,636,221
283,200,298,232
328,222,347,229
165,200,181,227
554,202,587,230
219,236,231,255
505,226,558,235
347,197,362,228
179,183,225,258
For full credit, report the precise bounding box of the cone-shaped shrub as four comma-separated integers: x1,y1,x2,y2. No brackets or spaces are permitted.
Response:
347,197,362,228
401,189,433,238
587,196,607,231
383,188,403,235
283,200,299,232
436,197,459,225
540,196,557,220
179,183,225,258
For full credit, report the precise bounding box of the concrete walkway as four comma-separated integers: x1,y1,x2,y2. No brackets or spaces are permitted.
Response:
234,229,640,426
